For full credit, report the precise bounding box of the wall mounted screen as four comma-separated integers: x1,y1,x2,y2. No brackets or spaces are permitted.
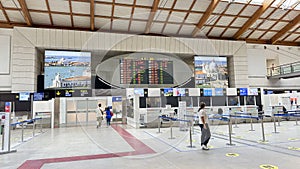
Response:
44,50,91,90
19,92,30,101
120,58,173,84
194,56,228,88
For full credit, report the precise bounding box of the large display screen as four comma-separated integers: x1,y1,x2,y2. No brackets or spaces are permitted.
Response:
194,56,228,88
44,50,91,89
120,58,173,84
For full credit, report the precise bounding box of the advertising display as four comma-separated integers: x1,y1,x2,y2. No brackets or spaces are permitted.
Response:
120,58,173,84
248,88,258,95
33,92,44,101
203,88,213,96
44,50,91,89
239,88,248,96
164,88,173,96
173,88,186,96
194,56,228,88
19,92,30,101
134,88,144,97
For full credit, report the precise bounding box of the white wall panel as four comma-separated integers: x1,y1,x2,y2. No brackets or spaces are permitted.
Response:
0,35,10,74
50,29,56,48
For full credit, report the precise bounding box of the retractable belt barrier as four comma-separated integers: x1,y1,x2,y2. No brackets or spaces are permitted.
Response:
10,118,43,143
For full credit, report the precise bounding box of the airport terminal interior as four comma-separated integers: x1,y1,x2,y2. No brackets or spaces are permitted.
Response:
0,0,300,169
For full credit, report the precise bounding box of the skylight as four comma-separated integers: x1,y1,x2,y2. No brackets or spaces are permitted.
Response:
222,0,300,10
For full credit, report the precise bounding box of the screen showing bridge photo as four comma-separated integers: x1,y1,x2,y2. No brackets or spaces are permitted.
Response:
194,56,228,88
44,50,91,90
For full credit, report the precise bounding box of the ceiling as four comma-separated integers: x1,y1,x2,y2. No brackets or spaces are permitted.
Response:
0,0,299,46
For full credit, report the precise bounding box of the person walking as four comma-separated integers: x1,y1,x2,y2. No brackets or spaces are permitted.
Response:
198,102,211,150
95,103,104,128
105,107,112,127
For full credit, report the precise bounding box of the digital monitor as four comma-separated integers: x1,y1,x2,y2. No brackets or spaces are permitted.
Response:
248,88,258,96
19,92,30,101
120,58,173,84
44,50,91,90
194,56,228,88
33,92,44,101
239,88,248,96
215,88,224,96
134,88,144,97
203,88,213,96
164,88,173,96
173,88,185,96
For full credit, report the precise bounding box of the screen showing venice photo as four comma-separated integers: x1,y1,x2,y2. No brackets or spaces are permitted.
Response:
44,50,91,89
194,56,228,88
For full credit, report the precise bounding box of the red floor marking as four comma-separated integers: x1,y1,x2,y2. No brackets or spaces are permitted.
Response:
18,125,156,169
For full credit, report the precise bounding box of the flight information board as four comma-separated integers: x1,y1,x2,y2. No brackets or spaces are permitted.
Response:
120,59,173,84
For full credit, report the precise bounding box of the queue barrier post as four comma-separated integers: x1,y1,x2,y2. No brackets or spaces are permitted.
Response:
273,114,279,133
157,116,162,133
249,113,255,131
226,115,235,146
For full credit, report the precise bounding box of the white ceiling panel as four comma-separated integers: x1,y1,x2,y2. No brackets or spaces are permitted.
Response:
52,14,71,27
0,11,5,21
163,23,180,35
208,27,225,37
239,30,252,39
6,10,26,23
26,0,47,10
73,16,90,28
95,4,112,16
214,1,229,14
248,30,265,39
115,0,134,5
154,10,169,21
185,13,202,24
95,0,113,2
1,0,20,8
295,37,300,42
95,18,111,30
216,16,234,26
231,18,248,27
132,8,150,20
260,8,275,19
136,0,153,7
192,0,210,12
222,28,238,37
197,26,211,37
168,12,185,23
240,5,259,16
150,22,164,34
269,9,287,20
258,20,276,30
130,21,147,32
49,0,70,13
225,3,244,15
114,5,132,18
30,12,50,25
205,15,218,26
284,34,299,41
159,0,175,8
174,0,194,10
271,22,288,31
72,1,90,14
260,31,276,39
277,33,289,41
113,20,130,31
250,19,263,29
283,11,300,21
179,25,195,35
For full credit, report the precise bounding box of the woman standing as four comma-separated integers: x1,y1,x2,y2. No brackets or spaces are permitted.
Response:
198,102,211,150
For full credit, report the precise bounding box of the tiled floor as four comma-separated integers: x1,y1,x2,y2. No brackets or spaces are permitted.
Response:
1,120,300,169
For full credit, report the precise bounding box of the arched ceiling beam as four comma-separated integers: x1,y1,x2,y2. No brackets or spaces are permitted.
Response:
233,0,275,39
191,0,220,37
18,0,32,26
145,0,160,34
90,0,95,30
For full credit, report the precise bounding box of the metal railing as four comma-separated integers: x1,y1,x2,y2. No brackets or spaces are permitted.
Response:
267,61,300,77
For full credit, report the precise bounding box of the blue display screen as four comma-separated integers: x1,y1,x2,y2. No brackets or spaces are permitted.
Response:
33,92,44,101
203,88,213,96
215,88,224,96
164,88,173,96
239,88,248,96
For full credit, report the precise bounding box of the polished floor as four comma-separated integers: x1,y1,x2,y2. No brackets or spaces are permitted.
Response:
1,119,300,169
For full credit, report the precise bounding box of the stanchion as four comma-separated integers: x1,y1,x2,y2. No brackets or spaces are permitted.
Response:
277,115,281,126
249,114,255,131
273,115,279,133
21,122,24,142
234,112,238,128
295,114,299,126
169,120,175,139
32,119,35,137
187,125,195,148
260,116,267,143
1,125,4,150
226,115,235,146
157,116,162,133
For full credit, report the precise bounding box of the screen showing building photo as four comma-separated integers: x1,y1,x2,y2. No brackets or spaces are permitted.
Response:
44,50,91,89
194,56,228,88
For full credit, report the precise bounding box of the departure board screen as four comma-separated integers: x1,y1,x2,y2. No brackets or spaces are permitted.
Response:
120,59,173,84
